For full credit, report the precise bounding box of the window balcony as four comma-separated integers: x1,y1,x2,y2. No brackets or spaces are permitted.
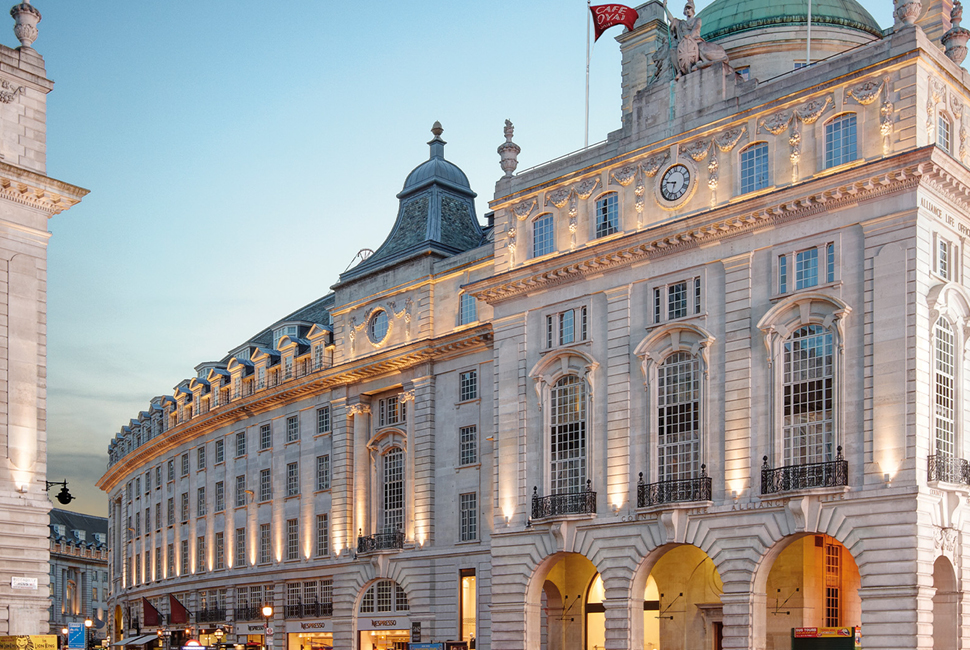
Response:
233,606,261,621
531,481,597,520
927,454,970,484
284,602,333,619
195,608,226,623
357,529,404,554
761,446,848,494
637,466,712,508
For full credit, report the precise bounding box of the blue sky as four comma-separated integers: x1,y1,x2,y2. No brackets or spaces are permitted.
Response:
33,0,895,515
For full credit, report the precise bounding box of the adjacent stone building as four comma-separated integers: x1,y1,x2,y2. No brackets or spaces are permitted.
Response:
0,0,88,636
49,509,109,641
99,1,970,648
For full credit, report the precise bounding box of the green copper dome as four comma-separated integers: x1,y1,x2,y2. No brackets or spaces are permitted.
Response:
698,0,883,41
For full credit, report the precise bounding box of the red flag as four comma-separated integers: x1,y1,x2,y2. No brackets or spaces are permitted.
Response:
590,4,639,41
170,594,191,624
142,598,161,627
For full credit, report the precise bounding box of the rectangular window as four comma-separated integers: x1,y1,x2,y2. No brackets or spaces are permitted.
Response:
286,462,300,497
197,446,206,470
235,527,246,567
459,425,478,466
826,243,835,283
939,238,951,280
135,512,141,536
316,455,331,491
795,247,819,290
459,293,477,325
145,508,151,532
560,309,574,345
824,542,841,626
316,514,329,557
378,396,406,427
259,523,271,564
155,547,162,580
180,539,188,575
740,142,770,194
180,493,189,523
459,492,477,542
316,406,331,434
655,279,701,323
197,535,206,573
167,498,175,526
824,114,857,169
459,369,478,402
286,415,300,443
460,569,477,644
286,519,299,560
546,307,589,347
215,481,225,512
533,213,555,258
595,193,619,238
167,543,174,576
167,460,175,481
197,487,206,517
259,469,272,502
214,532,225,569
181,453,189,477
235,432,246,458
145,471,151,493
235,475,247,508
260,423,272,450
668,281,688,320
215,439,225,464
155,503,162,531
779,254,788,293
135,477,141,494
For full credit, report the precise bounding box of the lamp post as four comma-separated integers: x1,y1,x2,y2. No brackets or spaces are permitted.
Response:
261,605,273,650
84,618,93,650
213,627,224,650
61,627,69,650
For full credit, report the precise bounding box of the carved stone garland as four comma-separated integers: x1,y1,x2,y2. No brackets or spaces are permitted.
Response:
951,94,967,163
679,125,747,207
759,96,833,183
927,77,947,144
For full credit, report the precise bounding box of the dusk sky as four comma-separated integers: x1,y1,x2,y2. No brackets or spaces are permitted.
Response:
34,0,896,515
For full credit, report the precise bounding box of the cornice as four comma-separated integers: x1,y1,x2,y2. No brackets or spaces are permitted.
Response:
0,161,89,216
471,149,940,305
96,324,493,493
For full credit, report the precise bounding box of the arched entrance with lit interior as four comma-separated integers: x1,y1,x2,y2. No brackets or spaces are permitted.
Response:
527,552,599,650
586,571,662,650
759,534,861,650
629,545,724,650
932,555,959,650
113,605,122,642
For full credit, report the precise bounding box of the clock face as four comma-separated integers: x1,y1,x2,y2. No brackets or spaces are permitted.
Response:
660,164,691,201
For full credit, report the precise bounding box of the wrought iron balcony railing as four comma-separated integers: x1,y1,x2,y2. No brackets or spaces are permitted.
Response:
531,481,597,519
284,602,334,619
927,454,970,484
637,466,713,507
761,446,848,494
195,608,226,623
357,528,404,554
233,606,261,621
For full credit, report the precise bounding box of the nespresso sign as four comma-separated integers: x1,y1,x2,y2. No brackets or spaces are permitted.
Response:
284,621,331,634
356,618,409,632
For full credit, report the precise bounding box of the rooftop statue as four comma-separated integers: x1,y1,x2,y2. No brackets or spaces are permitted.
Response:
661,0,730,79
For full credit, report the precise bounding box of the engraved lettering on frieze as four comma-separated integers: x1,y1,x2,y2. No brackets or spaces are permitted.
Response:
681,138,711,162
0,80,25,104
845,78,883,106
610,164,638,186
642,151,669,177
546,188,571,209
512,197,537,220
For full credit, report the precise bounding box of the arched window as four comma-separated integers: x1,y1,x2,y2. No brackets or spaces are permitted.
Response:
934,317,956,458
550,375,587,494
658,352,701,481
359,579,409,614
595,193,619,238
533,213,554,258
783,325,834,465
939,112,952,154
824,114,857,169
381,447,404,533
739,142,769,194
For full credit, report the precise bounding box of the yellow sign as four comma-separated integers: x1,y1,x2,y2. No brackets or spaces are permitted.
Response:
0,636,59,650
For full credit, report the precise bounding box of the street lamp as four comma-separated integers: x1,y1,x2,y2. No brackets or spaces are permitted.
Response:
261,605,273,650
84,619,93,650
213,628,224,648
61,627,68,650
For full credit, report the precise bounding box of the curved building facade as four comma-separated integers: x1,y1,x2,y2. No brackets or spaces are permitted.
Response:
102,3,970,649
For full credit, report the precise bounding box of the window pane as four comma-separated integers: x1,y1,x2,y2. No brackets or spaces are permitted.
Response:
550,376,587,493
783,325,835,465
595,193,619,238
533,214,555,257
740,142,769,194
825,114,857,168
795,248,819,290
657,352,700,481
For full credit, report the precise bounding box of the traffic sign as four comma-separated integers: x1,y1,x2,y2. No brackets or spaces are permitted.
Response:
265,628,274,637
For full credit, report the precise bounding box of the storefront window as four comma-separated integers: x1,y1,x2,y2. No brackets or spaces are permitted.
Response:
460,569,477,646
358,580,410,650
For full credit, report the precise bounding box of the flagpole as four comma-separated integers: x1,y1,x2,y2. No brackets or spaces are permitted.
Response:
585,0,591,149
806,0,812,65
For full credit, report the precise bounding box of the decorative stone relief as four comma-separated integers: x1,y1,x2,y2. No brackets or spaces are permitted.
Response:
512,197,537,220
610,165,637,186
10,1,40,49
546,188,570,209
894,0,922,26
497,119,521,178
399,389,415,404
758,97,832,183
950,94,967,162
707,149,719,207
642,151,669,177
634,167,646,229
758,111,794,135
575,177,600,199
714,125,747,152
789,120,801,184
404,297,413,340
794,96,833,124
348,403,372,417
943,1,970,65
927,77,947,143
661,0,730,80
681,138,711,162
568,192,579,250
936,526,958,559
0,80,24,104
845,79,883,105
881,87,895,157
506,227,516,268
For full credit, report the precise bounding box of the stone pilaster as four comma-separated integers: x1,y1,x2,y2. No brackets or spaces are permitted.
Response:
410,376,435,546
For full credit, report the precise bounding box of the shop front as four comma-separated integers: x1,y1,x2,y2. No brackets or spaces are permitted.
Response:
236,623,269,650
285,619,332,650
357,618,409,650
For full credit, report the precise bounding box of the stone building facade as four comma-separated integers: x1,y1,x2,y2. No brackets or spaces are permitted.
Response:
99,1,970,649
49,509,109,641
0,1,88,637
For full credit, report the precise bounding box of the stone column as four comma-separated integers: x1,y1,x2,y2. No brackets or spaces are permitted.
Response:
349,401,371,539
720,591,765,650
603,595,632,650
328,398,352,556
855,585,933,650
409,375,435,546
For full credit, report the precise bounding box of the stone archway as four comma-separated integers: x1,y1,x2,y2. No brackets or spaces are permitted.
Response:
527,553,599,650
932,555,959,650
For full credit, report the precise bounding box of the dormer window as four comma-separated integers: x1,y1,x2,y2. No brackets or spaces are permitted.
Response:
73,530,86,542
273,325,298,349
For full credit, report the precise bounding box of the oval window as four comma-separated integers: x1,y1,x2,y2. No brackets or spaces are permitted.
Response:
369,310,389,343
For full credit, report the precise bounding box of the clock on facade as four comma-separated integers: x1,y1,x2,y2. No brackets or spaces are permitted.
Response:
660,164,691,201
